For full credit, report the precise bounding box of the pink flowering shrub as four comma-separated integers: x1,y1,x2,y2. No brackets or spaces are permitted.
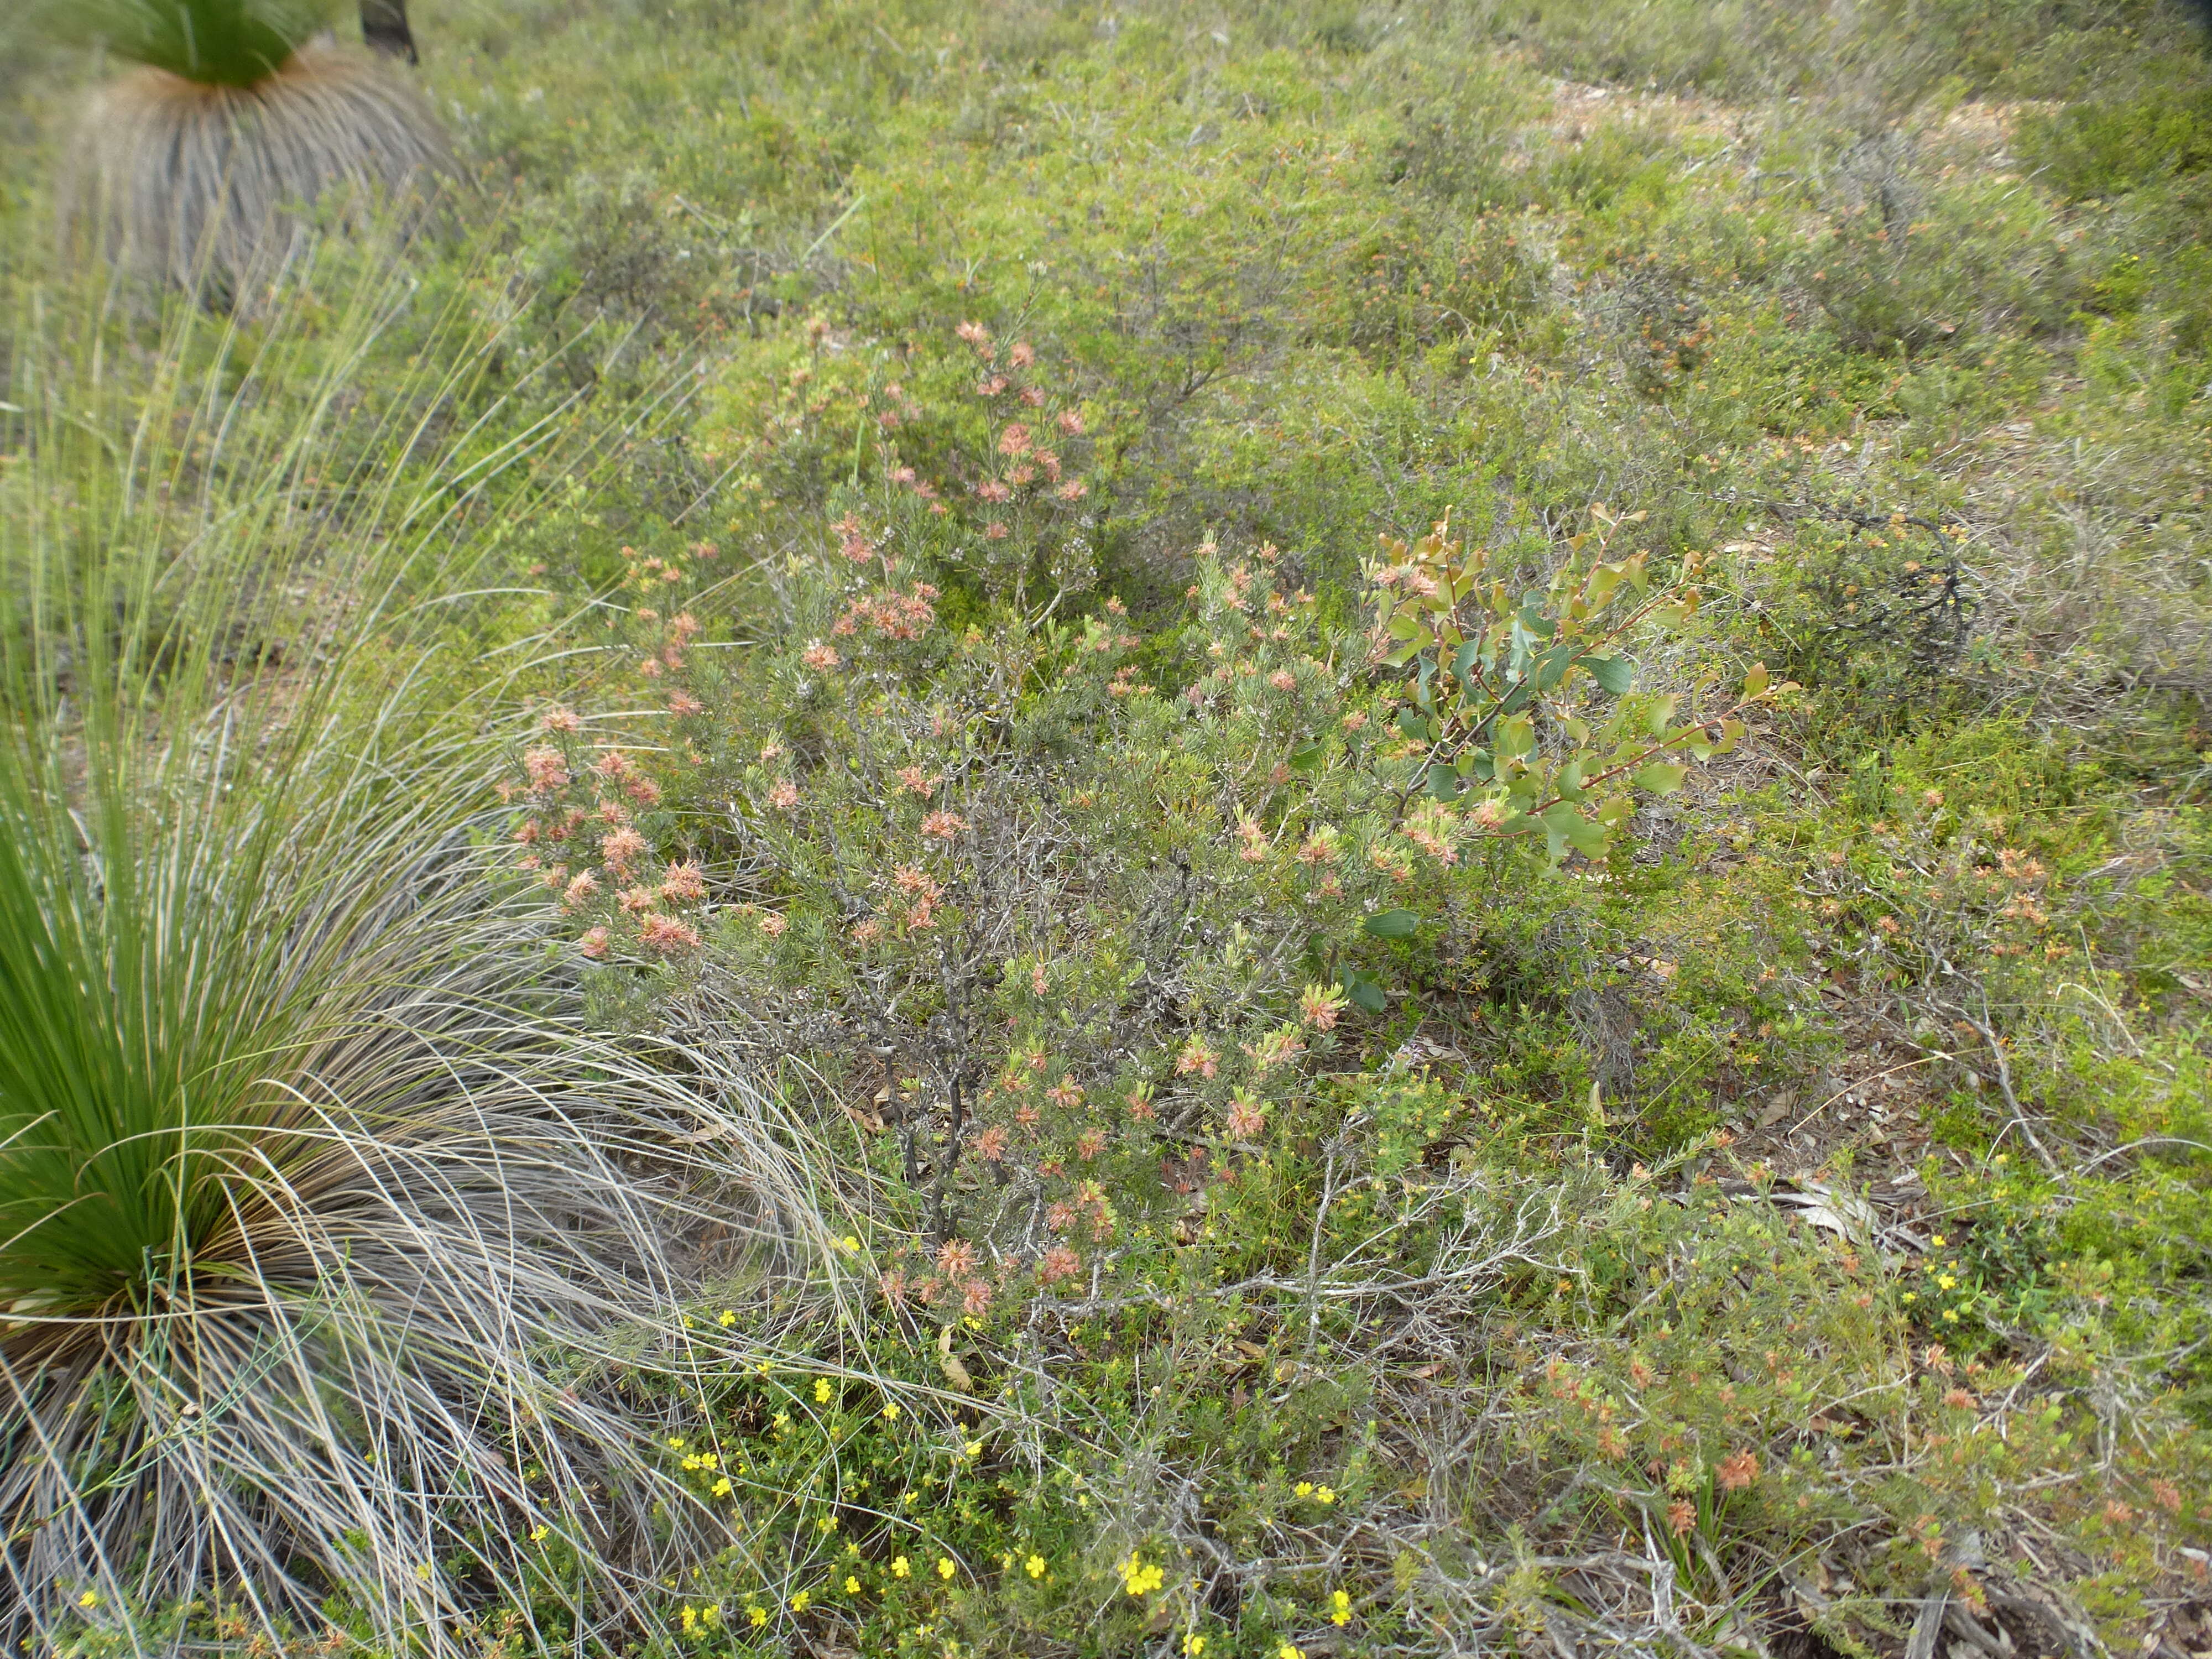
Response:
698,321,1108,613
512,497,1792,1318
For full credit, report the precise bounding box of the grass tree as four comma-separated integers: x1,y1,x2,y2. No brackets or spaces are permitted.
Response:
43,0,446,300
0,269,835,1649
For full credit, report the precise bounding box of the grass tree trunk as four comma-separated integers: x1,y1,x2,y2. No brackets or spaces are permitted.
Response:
361,0,416,62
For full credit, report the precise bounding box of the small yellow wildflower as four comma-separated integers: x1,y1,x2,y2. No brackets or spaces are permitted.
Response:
892,1555,912,1578
1280,1645,1305,1659
530,1525,550,1542
1315,1485,1335,1505
1931,1234,1947,1248
680,1606,698,1632
845,1576,862,1595
1121,1556,1165,1597
747,1605,767,1628
1331,1589,1353,1626
816,1378,833,1403
1937,1274,1957,1291
1025,1554,1046,1579
884,1401,901,1420
965,1439,983,1457
718,1309,737,1327
819,1515,839,1533
1294,1481,1313,1497
755,1358,771,1375
79,1592,100,1610
937,1557,957,1580
712,1478,732,1498
1183,1636,1206,1657
791,1589,810,1612
841,1235,862,1253
682,1314,696,1329
416,1562,434,1582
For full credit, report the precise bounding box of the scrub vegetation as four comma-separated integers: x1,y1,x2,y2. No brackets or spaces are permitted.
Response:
1,0,2208,1655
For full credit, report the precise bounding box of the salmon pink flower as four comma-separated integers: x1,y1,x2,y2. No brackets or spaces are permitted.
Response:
638,913,701,954
579,927,611,959
1039,1245,1081,1284
523,747,570,791
767,780,800,811
937,1239,977,1277
539,706,581,734
601,827,648,873
668,692,703,716
661,862,706,902
759,912,789,937
919,811,967,839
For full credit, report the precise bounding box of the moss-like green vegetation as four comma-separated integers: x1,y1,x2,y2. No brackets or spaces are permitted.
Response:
4,0,2209,1653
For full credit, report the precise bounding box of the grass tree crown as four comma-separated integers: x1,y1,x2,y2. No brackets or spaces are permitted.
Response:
39,0,347,87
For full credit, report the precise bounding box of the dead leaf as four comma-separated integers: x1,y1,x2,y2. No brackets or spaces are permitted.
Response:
937,1324,974,1393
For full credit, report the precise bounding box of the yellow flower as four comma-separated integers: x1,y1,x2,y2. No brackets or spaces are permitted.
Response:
892,1556,912,1578
1294,1481,1313,1497
1944,1309,1960,1322
1280,1645,1305,1659
78,1591,100,1610
712,1478,733,1498
937,1557,957,1580
747,1605,767,1628
1931,1234,1947,1248
816,1378,833,1403
883,1402,901,1421
791,1590,811,1613
1331,1589,1352,1626
755,1359,771,1375
416,1562,434,1582
680,1606,698,1632
1315,1485,1336,1505
1025,1554,1046,1579
965,1440,983,1457
819,1515,839,1533
844,1576,862,1595
682,1314,696,1329
698,1453,717,1470
529,1525,550,1542
1937,1274,1957,1291
841,1235,862,1253
1183,1637,1207,1656
718,1309,737,1327
1121,1556,1165,1597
